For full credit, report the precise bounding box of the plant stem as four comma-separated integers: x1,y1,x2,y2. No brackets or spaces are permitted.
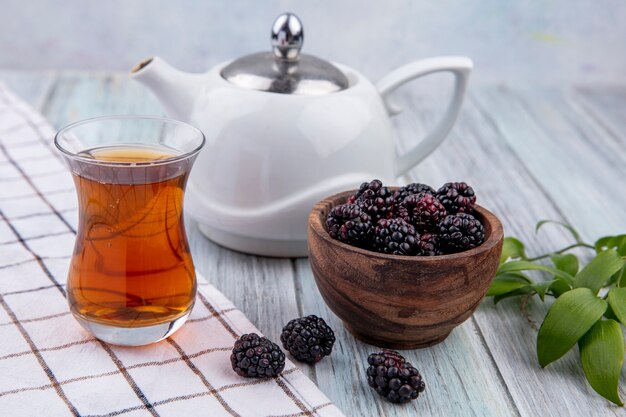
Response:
520,293,539,330
526,242,595,262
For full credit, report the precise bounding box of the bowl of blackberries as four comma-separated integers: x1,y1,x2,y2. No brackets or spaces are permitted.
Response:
308,180,503,349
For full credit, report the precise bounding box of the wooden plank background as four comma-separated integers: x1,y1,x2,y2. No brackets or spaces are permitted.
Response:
2,71,625,417
3,1,626,85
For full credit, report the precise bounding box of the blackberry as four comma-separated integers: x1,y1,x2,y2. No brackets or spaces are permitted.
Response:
230,333,285,378
436,182,476,214
366,350,426,404
439,212,485,253
350,179,395,222
398,193,447,231
417,232,441,256
326,204,372,247
280,315,335,364
393,183,435,205
353,179,387,200
373,218,420,256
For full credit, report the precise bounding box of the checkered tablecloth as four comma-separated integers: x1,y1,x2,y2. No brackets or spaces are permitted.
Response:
0,84,345,417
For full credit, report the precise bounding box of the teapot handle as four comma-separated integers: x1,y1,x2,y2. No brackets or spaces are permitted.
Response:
376,56,473,177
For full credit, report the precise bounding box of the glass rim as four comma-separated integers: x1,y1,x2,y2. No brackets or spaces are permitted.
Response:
54,115,206,167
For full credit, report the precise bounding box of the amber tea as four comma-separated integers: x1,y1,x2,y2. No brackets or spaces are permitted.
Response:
67,145,196,333
56,116,204,345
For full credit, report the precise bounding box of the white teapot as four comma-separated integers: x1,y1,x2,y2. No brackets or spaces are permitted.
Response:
131,13,472,257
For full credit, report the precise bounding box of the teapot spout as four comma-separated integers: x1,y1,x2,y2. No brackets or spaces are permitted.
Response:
130,56,204,121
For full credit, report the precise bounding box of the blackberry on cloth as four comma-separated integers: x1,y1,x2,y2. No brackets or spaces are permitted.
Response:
230,333,285,378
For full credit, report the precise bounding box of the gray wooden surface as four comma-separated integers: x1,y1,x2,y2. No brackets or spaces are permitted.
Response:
2,71,625,417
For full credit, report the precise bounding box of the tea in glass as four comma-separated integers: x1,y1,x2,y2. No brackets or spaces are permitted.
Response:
55,116,205,345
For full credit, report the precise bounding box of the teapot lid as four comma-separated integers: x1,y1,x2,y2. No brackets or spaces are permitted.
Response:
220,13,349,95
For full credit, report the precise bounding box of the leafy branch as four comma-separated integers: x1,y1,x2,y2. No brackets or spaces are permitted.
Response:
486,220,626,405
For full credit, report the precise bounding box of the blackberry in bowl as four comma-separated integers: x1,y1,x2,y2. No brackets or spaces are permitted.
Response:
436,182,476,214
439,212,485,253
307,183,503,349
326,203,373,248
373,218,420,256
397,192,447,232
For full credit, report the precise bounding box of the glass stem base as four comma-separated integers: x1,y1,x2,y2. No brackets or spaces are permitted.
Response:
73,309,192,346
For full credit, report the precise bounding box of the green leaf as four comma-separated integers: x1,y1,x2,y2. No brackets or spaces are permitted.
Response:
498,261,575,285
498,271,532,281
606,269,620,286
487,273,532,297
594,236,613,253
595,234,626,255
616,265,626,288
549,279,572,298
550,253,579,276
579,320,625,406
536,220,582,243
620,239,626,257
500,237,526,263
606,263,626,287
493,286,534,304
604,305,619,321
607,287,626,327
533,280,556,301
593,236,616,253
573,250,625,294
537,288,607,367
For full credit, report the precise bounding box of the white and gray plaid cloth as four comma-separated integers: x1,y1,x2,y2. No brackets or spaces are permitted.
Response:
0,84,345,417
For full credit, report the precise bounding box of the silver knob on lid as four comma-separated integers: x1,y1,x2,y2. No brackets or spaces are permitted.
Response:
220,12,349,95
271,13,303,61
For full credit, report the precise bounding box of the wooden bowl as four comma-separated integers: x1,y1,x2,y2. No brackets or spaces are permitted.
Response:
308,190,504,349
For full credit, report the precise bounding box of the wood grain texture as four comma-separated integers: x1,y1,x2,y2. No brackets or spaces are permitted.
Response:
2,70,625,416
396,83,626,416
0,71,57,110
308,191,503,349
294,258,519,417
573,85,626,149
473,85,624,236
